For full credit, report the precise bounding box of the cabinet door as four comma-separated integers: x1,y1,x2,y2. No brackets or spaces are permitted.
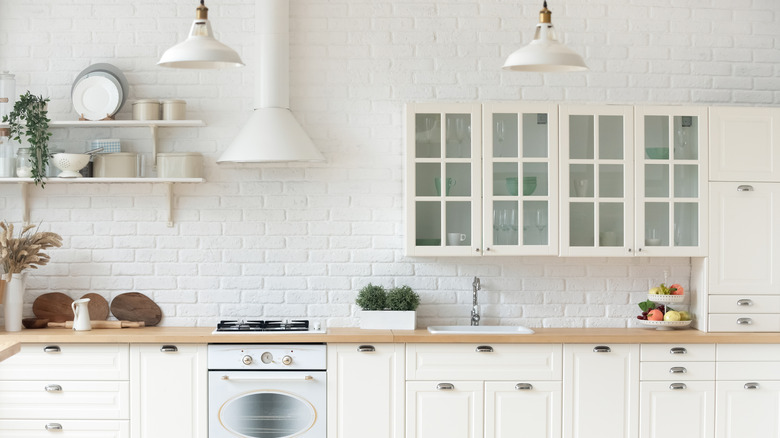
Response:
130,345,207,438
328,344,404,438
485,381,561,438
635,106,708,256
0,381,129,419
406,380,483,438
716,381,780,438
640,381,714,438
482,103,559,255
0,344,129,380
709,182,780,294
710,107,780,182
0,420,129,437
563,344,639,438
560,105,635,256
406,103,483,256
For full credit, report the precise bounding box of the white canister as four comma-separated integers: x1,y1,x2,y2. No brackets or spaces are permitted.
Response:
132,99,160,121
94,153,138,177
161,99,186,120
157,152,203,178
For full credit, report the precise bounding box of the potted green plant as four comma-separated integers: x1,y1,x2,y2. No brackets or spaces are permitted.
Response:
356,283,420,330
2,91,52,186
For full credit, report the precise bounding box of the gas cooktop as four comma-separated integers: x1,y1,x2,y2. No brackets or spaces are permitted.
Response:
212,319,325,334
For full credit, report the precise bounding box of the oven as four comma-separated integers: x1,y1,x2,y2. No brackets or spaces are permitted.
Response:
208,343,326,438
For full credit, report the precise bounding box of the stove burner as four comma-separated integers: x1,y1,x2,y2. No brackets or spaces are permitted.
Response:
216,320,311,332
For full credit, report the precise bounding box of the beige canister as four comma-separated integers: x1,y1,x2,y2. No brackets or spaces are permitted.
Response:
161,99,186,120
132,99,160,121
94,153,138,177
157,152,203,178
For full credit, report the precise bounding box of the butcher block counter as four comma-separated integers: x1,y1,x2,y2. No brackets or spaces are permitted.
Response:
0,327,778,345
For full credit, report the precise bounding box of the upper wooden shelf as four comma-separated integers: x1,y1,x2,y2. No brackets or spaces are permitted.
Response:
0,120,205,128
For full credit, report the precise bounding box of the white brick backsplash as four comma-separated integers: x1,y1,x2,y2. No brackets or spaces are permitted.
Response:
1,0,774,327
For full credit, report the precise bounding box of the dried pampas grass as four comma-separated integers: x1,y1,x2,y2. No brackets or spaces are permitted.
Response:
0,221,62,282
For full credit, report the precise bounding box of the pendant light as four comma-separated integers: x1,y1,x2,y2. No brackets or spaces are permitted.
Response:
503,1,588,72
158,0,244,69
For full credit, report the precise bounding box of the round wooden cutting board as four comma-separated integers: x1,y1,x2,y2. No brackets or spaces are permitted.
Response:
32,292,74,322
110,292,162,326
81,293,110,320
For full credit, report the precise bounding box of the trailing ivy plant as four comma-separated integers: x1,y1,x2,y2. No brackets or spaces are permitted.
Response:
2,91,52,186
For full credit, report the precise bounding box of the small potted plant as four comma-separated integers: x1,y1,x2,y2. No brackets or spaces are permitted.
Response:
3,91,52,186
356,283,420,330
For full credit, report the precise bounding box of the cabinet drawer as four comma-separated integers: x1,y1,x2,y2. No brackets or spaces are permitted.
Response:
640,362,715,381
709,295,780,313
717,362,780,380
717,344,780,361
708,314,780,332
406,344,562,380
0,344,129,380
0,420,129,437
640,344,715,361
0,381,129,419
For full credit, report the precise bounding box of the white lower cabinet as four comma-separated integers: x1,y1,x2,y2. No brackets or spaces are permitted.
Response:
485,381,562,438
407,380,483,438
327,343,404,438
0,420,130,437
130,344,207,438
640,381,715,438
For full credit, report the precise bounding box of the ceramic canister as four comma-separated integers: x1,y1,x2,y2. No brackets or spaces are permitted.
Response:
161,99,186,120
94,153,138,177
157,152,203,178
132,99,160,121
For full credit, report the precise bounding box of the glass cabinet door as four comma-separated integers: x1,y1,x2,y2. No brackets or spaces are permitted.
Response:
483,103,558,255
635,107,708,256
560,106,634,256
406,103,482,256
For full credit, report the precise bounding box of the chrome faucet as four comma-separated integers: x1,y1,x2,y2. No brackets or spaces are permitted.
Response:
471,276,481,326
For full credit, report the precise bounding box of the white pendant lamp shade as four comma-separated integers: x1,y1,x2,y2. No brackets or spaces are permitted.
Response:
503,1,587,73
158,1,244,69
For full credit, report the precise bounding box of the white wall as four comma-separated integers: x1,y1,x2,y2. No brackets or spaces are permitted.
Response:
1,0,777,328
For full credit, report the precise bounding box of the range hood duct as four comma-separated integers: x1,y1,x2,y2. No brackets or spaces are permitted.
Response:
217,0,324,163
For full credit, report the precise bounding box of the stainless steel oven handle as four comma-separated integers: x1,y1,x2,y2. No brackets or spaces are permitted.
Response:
220,375,315,381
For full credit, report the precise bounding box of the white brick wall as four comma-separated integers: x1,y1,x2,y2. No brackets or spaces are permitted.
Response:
1,0,776,328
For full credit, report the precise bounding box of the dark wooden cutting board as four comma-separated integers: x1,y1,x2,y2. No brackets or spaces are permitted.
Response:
32,292,74,322
81,293,110,320
110,292,162,326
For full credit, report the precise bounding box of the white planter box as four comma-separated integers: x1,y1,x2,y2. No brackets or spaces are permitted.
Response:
359,310,416,330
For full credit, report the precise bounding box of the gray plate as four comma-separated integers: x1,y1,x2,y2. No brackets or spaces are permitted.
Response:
71,63,129,113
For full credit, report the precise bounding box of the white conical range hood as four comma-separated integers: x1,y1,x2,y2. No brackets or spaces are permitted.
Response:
218,0,324,163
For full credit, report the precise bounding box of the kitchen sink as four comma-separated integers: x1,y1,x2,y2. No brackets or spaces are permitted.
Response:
427,325,535,335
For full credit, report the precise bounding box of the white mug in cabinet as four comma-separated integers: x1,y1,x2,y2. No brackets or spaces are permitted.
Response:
94,152,138,177
157,152,203,178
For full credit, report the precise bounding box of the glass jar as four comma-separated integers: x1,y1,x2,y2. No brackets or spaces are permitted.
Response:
16,148,32,178
0,128,15,177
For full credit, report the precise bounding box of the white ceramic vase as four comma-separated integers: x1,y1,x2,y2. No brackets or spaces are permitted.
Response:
4,273,24,332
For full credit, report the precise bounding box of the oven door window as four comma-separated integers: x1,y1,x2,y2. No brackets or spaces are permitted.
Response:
219,390,317,438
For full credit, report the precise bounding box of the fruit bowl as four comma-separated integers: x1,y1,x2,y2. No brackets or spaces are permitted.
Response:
51,153,90,178
646,294,685,303
639,320,692,330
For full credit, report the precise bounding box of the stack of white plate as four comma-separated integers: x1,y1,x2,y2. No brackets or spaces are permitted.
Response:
71,63,129,121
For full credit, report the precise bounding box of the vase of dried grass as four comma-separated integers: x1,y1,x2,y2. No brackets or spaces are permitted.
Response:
3,273,24,332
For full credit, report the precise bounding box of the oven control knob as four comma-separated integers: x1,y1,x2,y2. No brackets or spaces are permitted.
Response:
242,355,253,365
282,355,293,366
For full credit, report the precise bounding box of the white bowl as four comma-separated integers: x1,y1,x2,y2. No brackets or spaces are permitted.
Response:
51,153,90,178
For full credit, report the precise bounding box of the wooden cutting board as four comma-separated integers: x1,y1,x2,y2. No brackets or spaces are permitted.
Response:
81,293,110,320
32,292,74,322
110,292,162,326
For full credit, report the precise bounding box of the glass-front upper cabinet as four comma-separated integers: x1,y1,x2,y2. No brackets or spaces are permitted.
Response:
635,106,708,256
560,106,635,256
405,103,482,256
482,103,558,255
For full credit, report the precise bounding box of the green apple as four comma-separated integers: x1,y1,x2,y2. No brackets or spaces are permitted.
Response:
649,287,662,295
678,311,691,321
664,310,682,322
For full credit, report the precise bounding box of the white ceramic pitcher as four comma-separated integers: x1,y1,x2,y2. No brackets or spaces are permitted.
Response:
71,298,92,331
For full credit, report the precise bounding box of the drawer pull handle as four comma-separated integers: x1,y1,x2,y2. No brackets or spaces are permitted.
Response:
45,384,62,392
737,185,754,192
357,345,376,352
670,347,687,355
593,346,611,353
670,383,687,390
43,346,61,353
160,345,178,353
744,382,760,390
437,383,455,391
669,367,687,374
475,346,494,353
737,318,753,325
45,423,63,431
515,383,533,390
737,299,753,307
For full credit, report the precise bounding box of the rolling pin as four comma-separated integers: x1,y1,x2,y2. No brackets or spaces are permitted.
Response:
48,320,145,329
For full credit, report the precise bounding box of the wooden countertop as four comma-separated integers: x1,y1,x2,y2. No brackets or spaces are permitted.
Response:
0,341,20,362
0,326,778,344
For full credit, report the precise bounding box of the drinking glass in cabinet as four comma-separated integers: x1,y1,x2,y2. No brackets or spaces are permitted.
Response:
415,114,441,159
445,114,471,159
645,203,669,246
570,164,593,197
673,116,698,160
415,201,441,246
433,177,455,196
415,163,440,197
493,201,518,246
599,203,624,247
446,202,471,246
445,163,470,197
493,114,518,158
523,201,548,246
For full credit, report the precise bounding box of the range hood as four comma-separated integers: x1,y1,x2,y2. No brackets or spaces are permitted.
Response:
217,0,324,163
